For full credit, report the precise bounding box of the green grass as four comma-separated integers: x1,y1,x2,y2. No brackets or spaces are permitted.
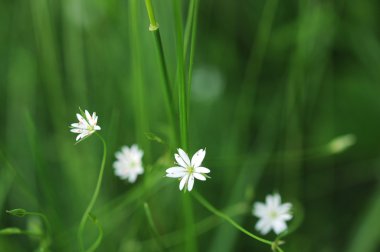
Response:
1,0,380,251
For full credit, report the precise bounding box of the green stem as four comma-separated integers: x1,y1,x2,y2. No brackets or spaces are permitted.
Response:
184,0,195,56
186,0,199,105
144,202,166,250
172,1,195,251
78,134,107,251
85,214,103,252
192,192,273,246
144,0,177,137
153,30,177,124
28,212,51,237
173,0,188,150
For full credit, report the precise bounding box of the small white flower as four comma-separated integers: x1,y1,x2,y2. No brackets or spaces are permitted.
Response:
252,193,292,235
70,110,101,141
113,145,144,183
166,148,210,192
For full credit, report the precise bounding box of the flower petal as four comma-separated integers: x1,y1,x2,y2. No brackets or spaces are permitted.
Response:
177,148,191,166
193,173,206,181
179,175,188,191
278,203,292,214
195,167,210,174
255,218,271,235
187,175,194,191
166,167,187,174
272,220,287,234
191,149,206,167
166,172,187,178
253,202,267,217
175,154,188,168
266,193,281,208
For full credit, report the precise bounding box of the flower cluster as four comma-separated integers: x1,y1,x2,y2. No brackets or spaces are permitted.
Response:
69,109,294,239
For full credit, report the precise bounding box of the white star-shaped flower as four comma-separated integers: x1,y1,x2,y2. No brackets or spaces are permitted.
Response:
70,110,101,141
113,145,144,183
252,193,292,235
166,148,210,191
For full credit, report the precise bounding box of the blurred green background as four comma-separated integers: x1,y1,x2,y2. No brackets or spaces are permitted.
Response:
1,0,380,251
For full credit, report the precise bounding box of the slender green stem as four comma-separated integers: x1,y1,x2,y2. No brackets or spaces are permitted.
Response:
153,30,177,123
184,0,195,56
78,134,107,251
192,192,273,246
144,0,177,146
186,0,199,103
28,212,51,237
173,0,188,150
86,214,103,252
144,202,165,250
173,1,195,251
145,0,159,30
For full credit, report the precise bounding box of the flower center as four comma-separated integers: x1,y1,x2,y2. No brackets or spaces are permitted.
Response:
269,210,278,219
187,166,194,174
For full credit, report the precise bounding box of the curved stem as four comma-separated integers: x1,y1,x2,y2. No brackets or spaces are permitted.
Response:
192,192,273,246
78,134,107,251
28,212,51,237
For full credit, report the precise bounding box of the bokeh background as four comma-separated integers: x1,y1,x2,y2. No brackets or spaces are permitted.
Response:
1,0,380,251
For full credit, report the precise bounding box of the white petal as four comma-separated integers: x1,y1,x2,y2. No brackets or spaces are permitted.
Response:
195,167,210,174
128,174,138,183
187,175,194,191
175,154,188,168
85,110,92,123
179,175,188,191
272,220,287,234
94,125,101,130
166,167,187,174
278,203,292,214
253,202,267,217
279,213,292,221
177,148,191,166
193,173,206,181
191,149,206,167
266,193,281,208
76,113,84,121
255,218,271,235
166,172,187,178
70,128,82,133
76,134,82,141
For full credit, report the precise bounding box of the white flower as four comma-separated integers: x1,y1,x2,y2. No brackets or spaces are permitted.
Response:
166,148,210,191
113,144,144,183
70,110,101,141
252,193,292,235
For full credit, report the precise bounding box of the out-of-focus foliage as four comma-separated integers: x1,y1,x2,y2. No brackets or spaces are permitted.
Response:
1,0,380,251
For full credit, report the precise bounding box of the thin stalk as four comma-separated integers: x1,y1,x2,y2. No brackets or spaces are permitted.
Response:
153,30,177,125
192,192,274,247
85,214,103,252
144,0,177,141
173,0,188,150
78,134,107,251
186,0,200,104
27,212,51,237
144,202,166,250
184,0,195,56
173,1,195,251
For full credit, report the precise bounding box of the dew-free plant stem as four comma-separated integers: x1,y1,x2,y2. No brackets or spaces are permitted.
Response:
192,192,281,249
78,133,107,251
186,0,199,101
144,0,177,138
